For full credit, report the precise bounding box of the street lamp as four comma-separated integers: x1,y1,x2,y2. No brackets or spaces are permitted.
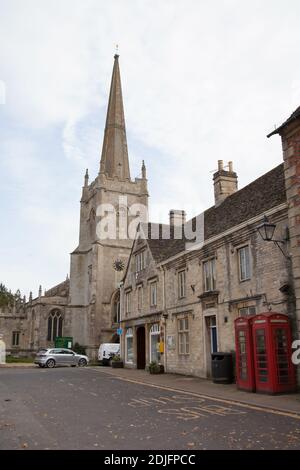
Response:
257,215,276,242
256,215,290,259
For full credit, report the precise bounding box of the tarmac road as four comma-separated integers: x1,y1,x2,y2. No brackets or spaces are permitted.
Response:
0,367,300,450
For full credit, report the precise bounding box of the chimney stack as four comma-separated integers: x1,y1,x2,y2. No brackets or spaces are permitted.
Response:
213,160,238,207
169,210,186,227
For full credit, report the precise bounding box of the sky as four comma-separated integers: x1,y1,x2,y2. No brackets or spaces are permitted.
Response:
1,0,300,298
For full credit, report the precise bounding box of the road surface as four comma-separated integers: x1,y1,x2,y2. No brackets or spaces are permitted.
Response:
0,367,300,450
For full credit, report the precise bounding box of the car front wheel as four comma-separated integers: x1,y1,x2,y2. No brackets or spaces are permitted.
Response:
46,359,56,368
78,358,87,367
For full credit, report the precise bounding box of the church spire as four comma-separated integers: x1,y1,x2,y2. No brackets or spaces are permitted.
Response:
100,54,130,180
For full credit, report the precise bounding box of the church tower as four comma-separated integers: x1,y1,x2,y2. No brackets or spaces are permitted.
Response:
67,55,149,357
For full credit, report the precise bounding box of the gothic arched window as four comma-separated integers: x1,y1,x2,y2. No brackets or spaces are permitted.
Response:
47,310,63,341
112,291,120,324
30,309,35,345
89,208,96,241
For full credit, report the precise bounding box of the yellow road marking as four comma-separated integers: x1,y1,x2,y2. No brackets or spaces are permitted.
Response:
87,368,300,421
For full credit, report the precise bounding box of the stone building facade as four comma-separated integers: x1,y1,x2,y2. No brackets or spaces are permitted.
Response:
0,280,69,356
120,156,299,380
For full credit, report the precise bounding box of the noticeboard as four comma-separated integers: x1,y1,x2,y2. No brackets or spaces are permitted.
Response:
55,337,73,349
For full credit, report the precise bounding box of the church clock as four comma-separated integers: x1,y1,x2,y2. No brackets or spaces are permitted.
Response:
113,259,125,272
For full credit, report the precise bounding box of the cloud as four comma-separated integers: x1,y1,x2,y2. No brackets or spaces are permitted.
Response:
1,0,300,294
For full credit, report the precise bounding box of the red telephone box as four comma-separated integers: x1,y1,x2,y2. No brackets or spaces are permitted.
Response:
235,316,256,392
252,312,296,394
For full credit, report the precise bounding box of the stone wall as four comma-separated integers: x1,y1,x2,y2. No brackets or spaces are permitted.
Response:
163,208,290,378
280,122,300,382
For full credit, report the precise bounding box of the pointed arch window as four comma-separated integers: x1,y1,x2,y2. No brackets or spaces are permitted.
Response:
113,291,120,324
30,309,35,345
89,208,96,241
47,310,63,341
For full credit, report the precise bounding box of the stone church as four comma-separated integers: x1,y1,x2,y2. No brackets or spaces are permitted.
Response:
1,54,300,385
0,54,148,359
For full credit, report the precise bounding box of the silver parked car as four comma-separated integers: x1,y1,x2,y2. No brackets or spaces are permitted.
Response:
34,348,89,368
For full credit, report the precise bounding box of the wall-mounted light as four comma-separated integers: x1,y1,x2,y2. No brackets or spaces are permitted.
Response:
256,215,290,259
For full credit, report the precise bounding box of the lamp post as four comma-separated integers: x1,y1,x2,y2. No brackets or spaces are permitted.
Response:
256,215,290,259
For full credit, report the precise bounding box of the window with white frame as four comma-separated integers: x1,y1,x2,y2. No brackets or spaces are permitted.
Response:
238,246,251,281
137,285,143,311
203,259,216,292
150,323,161,363
126,328,134,363
12,331,20,347
125,291,131,315
135,250,146,273
178,317,189,355
150,281,157,307
178,270,186,299
239,306,256,317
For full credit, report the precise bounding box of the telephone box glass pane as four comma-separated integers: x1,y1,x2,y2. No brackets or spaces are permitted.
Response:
256,329,268,383
238,330,247,380
274,328,289,384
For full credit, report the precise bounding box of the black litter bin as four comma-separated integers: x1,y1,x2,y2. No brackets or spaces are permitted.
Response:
211,352,233,384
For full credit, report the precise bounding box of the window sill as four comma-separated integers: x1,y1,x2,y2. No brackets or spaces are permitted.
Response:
198,290,219,299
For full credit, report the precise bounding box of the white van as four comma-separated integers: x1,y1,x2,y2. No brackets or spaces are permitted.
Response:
98,343,120,365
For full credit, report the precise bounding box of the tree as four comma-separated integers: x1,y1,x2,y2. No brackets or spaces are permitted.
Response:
0,284,23,308
0,283,15,308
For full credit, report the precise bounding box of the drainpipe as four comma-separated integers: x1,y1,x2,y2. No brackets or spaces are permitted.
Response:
119,282,124,361
161,266,167,373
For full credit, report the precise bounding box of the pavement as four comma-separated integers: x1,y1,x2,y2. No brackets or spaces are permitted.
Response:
2,361,299,415
0,363,35,368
